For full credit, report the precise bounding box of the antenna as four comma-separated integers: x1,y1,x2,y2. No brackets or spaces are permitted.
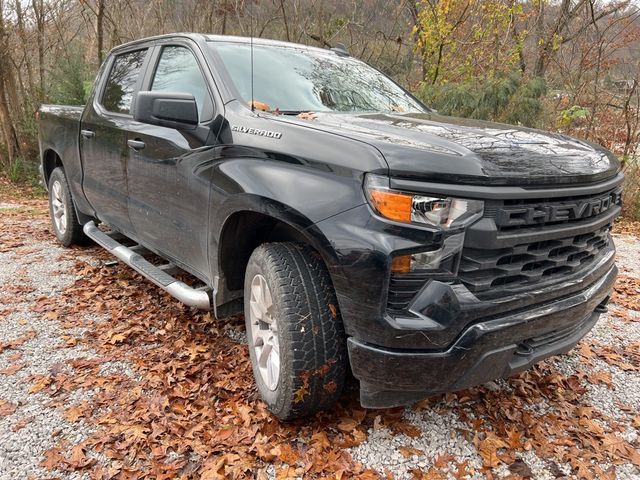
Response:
250,0,255,112
330,43,350,57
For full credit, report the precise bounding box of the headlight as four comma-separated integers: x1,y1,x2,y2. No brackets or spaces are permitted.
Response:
364,174,484,229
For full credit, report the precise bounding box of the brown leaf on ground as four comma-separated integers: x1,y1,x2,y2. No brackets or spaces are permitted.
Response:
63,402,91,422
41,447,65,470
7,352,22,363
67,444,95,469
0,363,24,375
476,432,509,468
508,459,532,478
0,400,17,417
613,219,640,237
0,330,37,353
410,466,446,479
398,446,424,458
11,416,33,432
29,375,52,394
612,275,640,311
589,370,613,388
433,453,455,468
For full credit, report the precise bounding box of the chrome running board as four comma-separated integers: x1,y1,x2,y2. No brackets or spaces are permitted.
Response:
83,221,212,310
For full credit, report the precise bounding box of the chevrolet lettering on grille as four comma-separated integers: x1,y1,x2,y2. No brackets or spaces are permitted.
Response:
496,189,622,227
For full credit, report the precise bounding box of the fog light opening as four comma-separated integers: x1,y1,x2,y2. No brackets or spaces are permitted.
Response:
391,233,465,276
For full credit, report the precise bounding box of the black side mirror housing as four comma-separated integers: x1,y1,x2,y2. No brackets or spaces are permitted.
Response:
133,91,198,130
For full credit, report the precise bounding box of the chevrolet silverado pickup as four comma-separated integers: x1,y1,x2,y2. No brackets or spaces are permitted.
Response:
38,33,623,420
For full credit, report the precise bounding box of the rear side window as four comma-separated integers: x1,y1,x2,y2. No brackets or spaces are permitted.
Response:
151,46,209,120
101,49,147,114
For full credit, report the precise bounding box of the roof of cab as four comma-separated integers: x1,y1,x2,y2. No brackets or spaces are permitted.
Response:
109,32,331,56
205,34,330,54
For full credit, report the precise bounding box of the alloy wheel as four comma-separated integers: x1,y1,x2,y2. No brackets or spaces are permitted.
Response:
248,274,280,390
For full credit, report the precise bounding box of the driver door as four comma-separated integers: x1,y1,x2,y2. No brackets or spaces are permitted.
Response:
126,43,220,279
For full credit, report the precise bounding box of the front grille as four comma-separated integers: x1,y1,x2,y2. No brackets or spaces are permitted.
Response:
459,224,611,293
385,183,621,315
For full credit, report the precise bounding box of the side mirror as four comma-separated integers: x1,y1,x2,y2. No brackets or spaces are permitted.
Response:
133,91,198,130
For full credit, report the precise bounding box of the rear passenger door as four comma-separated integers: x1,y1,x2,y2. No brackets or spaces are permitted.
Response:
126,42,220,279
81,48,150,235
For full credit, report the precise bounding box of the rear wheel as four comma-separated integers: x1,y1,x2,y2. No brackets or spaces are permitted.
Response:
244,242,347,420
48,167,86,247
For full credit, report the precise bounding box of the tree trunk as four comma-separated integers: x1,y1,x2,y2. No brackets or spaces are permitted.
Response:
280,0,290,42
532,0,546,77
14,0,36,96
97,0,105,65
0,0,22,166
32,0,45,100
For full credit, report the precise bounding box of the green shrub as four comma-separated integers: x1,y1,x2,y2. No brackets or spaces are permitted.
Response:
47,44,89,105
415,73,547,127
6,157,42,187
557,105,589,128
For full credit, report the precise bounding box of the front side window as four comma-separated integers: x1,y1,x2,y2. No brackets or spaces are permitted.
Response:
151,46,209,120
210,42,426,114
101,49,147,114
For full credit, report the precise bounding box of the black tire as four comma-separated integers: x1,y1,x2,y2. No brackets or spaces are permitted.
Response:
244,242,347,420
48,167,87,247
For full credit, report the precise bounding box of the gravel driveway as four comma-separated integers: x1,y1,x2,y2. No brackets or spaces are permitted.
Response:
1,186,639,480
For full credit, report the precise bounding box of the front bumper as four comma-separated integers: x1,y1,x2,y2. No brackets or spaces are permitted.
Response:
348,264,616,408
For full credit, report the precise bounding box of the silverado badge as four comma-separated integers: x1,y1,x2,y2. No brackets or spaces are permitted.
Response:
231,125,282,139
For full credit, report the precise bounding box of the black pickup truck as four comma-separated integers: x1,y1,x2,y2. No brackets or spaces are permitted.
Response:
38,33,622,420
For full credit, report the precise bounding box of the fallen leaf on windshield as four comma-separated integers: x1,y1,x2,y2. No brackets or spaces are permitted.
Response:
248,100,271,112
296,112,317,120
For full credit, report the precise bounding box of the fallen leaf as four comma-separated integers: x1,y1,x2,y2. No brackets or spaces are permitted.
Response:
0,400,17,417
399,446,425,458
63,406,85,422
0,364,24,375
509,459,532,478
477,432,509,468
11,416,33,432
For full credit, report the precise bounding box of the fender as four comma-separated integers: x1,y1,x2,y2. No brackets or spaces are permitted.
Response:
210,190,357,304
206,110,389,305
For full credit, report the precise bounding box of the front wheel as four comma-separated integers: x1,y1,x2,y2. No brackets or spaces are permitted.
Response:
244,242,347,420
48,167,86,247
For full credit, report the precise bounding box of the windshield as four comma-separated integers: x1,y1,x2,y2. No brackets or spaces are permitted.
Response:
209,42,426,114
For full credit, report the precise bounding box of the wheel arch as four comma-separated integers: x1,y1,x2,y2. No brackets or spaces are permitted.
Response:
214,199,342,308
42,149,64,187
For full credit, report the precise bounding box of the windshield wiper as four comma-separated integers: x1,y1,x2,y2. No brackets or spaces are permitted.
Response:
276,110,308,116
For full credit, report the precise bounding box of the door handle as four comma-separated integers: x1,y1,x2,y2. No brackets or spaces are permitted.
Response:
80,129,95,139
127,139,145,151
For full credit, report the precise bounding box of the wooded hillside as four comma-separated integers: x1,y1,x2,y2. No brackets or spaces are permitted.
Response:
1,0,639,213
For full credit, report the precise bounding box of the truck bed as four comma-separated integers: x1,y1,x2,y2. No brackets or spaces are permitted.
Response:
38,105,84,195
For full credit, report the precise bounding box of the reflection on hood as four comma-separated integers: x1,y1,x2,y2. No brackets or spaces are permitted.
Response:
285,111,619,186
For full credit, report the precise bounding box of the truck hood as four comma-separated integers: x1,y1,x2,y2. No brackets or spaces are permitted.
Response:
279,112,620,186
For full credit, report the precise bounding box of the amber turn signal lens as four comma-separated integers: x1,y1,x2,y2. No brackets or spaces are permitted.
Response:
368,189,412,223
391,255,411,274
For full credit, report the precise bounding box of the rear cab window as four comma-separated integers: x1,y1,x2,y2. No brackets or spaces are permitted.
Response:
101,49,148,115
